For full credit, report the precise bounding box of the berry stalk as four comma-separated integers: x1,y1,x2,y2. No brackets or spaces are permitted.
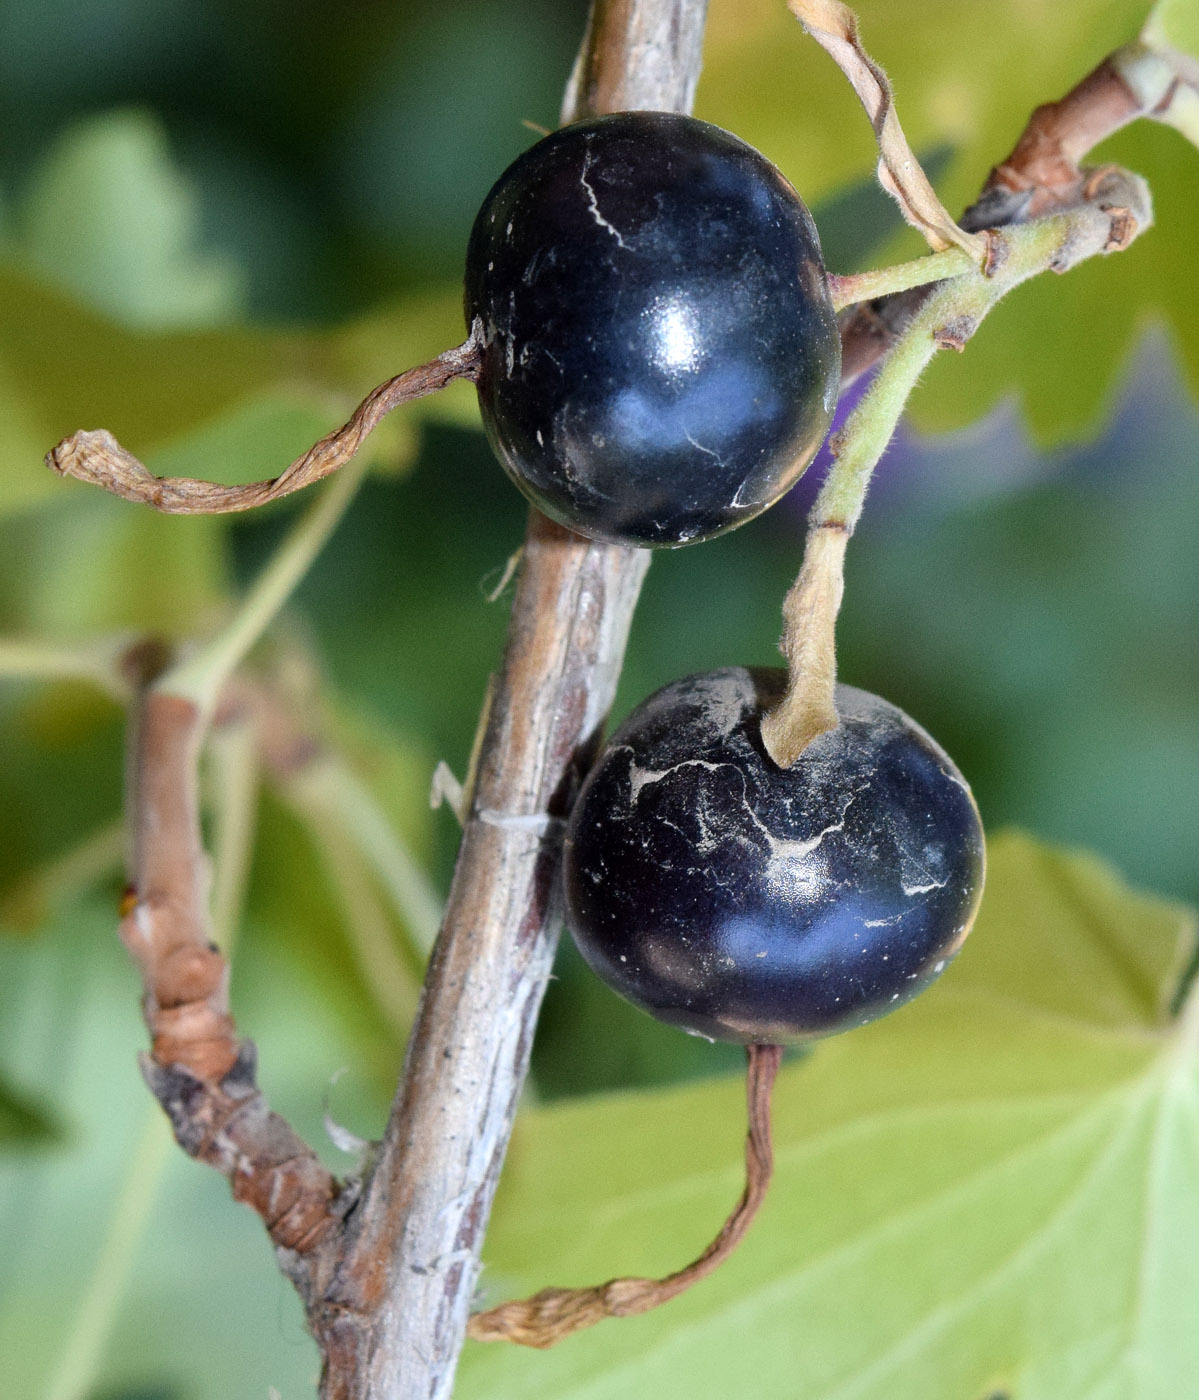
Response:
763,187,1151,770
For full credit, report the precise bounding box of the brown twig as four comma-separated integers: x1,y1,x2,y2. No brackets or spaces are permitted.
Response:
317,511,652,1399
467,1043,783,1348
122,674,351,1297
307,8,707,1397
562,0,708,121
987,57,1142,208
46,332,481,515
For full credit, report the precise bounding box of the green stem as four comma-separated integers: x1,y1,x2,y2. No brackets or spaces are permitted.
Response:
0,635,132,700
206,717,260,955
818,213,1071,532
307,757,444,958
763,208,1105,768
828,246,975,312
159,453,367,716
814,315,940,529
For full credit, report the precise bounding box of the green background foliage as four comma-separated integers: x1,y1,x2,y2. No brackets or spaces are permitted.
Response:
1,1,1197,1396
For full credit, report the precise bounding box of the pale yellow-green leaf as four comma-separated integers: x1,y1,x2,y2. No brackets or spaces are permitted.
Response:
459,831,1199,1400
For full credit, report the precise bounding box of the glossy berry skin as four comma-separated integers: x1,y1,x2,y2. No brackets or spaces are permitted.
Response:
563,669,985,1044
464,112,840,548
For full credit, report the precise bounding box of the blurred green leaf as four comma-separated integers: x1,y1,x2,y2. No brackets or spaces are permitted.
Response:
249,424,527,808
461,831,1198,1400
0,496,230,637
698,0,1199,442
236,690,443,1092
15,109,244,330
533,935,745,1099
0,684,125,898
0,1074,61,1145
699,0,1153,221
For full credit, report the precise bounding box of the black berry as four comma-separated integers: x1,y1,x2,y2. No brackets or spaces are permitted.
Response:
464,112,840,548
563,668,985,1043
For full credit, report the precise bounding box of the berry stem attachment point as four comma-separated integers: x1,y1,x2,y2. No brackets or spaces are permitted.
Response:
467,1042,783,1348
762,300,935,770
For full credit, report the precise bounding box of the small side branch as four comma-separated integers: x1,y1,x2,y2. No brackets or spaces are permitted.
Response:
46,331,481,515
467,1043,783,1348
111,454,377,1366
839,38,1178,382
123,682,350,1276
987,55,1144,206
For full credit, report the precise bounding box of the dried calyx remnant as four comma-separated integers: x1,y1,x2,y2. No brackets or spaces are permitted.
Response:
46,334,482,514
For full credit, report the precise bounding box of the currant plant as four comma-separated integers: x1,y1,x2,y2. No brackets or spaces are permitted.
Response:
4,0,1199,1397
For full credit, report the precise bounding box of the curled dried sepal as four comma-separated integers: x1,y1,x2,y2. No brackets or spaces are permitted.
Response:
788,0,987,262
46,330,482,515
467,1043,783,1348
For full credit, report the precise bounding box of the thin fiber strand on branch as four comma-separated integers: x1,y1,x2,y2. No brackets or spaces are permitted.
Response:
467,1043,783,1348
788,0,986,261
46,331,482,515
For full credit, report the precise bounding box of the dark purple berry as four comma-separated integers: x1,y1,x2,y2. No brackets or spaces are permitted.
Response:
563,668,985,1043
464,112,840,548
